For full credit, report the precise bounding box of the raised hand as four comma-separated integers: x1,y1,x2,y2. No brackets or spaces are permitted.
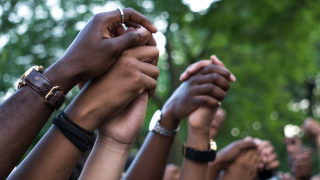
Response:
209,108,226,140
257,140,280,171
79,91,149,180
47,8,157,93
65,45,159,131
222,149,260,180
290,148,313,180
162,62,232,125
179,55,236,82
97,91,149,146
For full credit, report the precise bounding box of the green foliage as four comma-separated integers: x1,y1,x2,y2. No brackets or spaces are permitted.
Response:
1,0,320,173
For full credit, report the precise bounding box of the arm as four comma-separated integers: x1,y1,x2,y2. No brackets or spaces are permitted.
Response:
0,8,156,179
7,45,159,180
124,59,234,180
221,149,259,180
208,140,257,180
80,91,149,180
179,107,217,180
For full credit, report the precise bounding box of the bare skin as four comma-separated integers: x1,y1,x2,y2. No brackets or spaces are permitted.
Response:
222,149,260,180
207,140,257,180
0,8,157,179
163,164,180,180
209,108,226,140
124,58,234,180
7,45,159,180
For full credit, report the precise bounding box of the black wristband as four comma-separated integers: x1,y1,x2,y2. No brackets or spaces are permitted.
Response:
60,111,94,136
52,114,93,152
183,146,216,162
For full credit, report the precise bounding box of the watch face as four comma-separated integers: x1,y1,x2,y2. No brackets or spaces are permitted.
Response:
149,110,161,131
20,65,44,80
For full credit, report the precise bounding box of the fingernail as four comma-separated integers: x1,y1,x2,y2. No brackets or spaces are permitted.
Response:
137,28,148,38
230,74,236,82
218,102,221,106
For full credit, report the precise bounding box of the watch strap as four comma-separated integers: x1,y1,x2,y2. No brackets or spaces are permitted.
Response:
23,69,54,96
182,143,216,162
152,121,180,138
22,69,65,110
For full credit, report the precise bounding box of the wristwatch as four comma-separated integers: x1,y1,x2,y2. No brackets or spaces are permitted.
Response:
182,139,217,162
149,110,180,138
18,65,65,110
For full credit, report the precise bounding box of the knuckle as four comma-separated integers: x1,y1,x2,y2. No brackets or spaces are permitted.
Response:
151,47,160,58
126,31,139,43
211,73,218,82
152,79,158,88
154,67,160,77
125,59,137,69
206,84,215,92
92,13,104,23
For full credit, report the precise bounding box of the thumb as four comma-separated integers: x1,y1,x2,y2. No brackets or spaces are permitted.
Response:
106,28,150,56
124,91,148,120
237,141,257,151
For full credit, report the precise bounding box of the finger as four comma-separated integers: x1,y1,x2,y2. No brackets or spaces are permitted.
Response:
125,91,149,119
236,141,257,151
199,64,232,81
97,8,157,33
211,55,236,82
141,73,157,97
127,46,159,66
194,95,221,108
136,60,160,80
179,60,212,82
266,153,278,164
193,84,226,101
105,28,156,55
266,160,280,170
124,21,141,29
78,81,86,91
126,27,157,46
193,73,230,91
114,24,126,36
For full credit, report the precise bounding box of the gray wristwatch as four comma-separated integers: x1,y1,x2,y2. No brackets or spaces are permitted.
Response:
149,110,180,138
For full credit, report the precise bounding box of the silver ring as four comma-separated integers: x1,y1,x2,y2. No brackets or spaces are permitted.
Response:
117,8,124,24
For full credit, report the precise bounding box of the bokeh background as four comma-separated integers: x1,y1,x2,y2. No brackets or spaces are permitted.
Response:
1,0,320,173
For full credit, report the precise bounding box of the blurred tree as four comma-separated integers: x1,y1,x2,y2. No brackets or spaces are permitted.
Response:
1,0,320,173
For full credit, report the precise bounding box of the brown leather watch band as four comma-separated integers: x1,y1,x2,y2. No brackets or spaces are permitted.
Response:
22,69,65,110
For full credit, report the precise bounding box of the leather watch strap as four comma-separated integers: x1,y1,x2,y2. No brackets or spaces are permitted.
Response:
24,69,54,96
22,69,65,110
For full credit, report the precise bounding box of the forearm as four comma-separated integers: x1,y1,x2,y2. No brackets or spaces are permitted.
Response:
0,63,77,179
7,126,83,180
7,103,94,180
180,131,210,180
208,156,224,180
80,135,131,180
124,113,179,180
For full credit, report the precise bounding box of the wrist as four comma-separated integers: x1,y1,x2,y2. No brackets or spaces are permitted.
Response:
97,134,132,152
64,105,100,133
160,108,181,130
43,59,81,94
186,128,210,151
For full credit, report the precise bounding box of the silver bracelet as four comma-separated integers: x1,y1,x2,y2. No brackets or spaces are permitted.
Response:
149,110,180,138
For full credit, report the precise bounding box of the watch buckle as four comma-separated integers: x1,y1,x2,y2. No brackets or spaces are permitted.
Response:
45,86,61,107
209,139,217,151
18,80,26,89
